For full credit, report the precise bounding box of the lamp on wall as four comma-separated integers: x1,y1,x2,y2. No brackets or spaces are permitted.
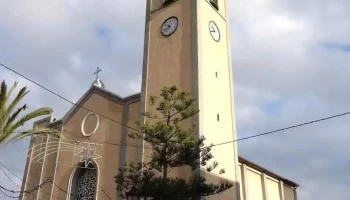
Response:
125,186,140,200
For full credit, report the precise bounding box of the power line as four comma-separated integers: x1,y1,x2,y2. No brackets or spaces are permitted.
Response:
2,62,350,150
210,110,350,148
0,162,66,200
0,162,106,200
0,178,50,194
0,166,21,188
0,62,138,132
0,164,36,200
0,188,21,199
100,188,112,200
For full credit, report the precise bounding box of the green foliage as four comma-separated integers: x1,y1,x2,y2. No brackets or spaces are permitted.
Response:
115,86,233,199
0,80,60,144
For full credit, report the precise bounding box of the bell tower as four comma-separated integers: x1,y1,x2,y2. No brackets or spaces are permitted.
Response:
140,0,240,199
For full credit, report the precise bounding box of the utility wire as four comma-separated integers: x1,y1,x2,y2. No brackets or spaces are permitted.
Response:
0,162,102,200
211,110,350,147
0,166,21,188
0,167,37,200
0,62,138,131
0,162,66,200
0,178,50,194
2,62,350,150
0,188,21,199
100,188,112,200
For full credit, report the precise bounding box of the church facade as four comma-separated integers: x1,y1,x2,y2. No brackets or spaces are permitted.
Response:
20,0,298,200
20,86,298,200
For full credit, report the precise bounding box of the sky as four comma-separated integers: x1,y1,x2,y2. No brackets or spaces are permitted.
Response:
0,0,349,199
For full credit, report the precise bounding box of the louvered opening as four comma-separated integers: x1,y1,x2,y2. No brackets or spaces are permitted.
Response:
209,0,219,10
163,0,175,5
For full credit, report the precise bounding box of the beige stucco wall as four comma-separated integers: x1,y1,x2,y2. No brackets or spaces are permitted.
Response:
196,2,240,199
239,163,297,200
284,185,296,200
28,93,124,200
145,0,193,96
21,90,298,200
22,117,56,200
246,168,264,200
125,102,140,165
142,0,240,198
266,177,281,200
142,0,195,180
204,0,227,18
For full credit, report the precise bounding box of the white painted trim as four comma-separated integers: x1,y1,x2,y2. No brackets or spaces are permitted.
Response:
35,135,45,200
266,174,280,183
22,135,35,200
238,164,244,200
242,164,249,200
66,160,100,200
246,166,263,175
81,112,100,137
221,0,241,198
36,135,50,199
262,173,268,200
66,165,78,200
279,181,285,200
50,126,63,200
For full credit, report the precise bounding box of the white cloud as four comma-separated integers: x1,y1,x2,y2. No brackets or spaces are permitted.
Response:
69,53,82,70
0,0,350,199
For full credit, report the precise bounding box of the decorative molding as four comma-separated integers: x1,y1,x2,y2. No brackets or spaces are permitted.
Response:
119,104,130,168
36,135,49,199
242,164,250,200
280,181,285,200
50,126,63,200
66,160,100,200
138,0,152,165
75,144,102,168
262,173,268,200
81,112,100,137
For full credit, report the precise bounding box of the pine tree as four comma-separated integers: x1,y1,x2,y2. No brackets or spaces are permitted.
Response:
115,86,233,199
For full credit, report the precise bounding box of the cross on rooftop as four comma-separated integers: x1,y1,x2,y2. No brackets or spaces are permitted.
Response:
94,67,102,80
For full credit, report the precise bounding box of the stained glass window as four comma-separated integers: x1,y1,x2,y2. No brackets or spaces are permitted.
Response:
77,169,97,200
71,162,97,200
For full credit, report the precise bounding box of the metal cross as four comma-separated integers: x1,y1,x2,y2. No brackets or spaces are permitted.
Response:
94,67,102,80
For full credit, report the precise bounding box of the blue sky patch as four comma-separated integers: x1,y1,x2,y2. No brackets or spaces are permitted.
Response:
95,25,113,47
262,100,283,116
322,43,350,52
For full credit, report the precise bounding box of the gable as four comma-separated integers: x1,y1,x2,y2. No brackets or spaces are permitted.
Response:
60,86,140,124
62,92,125,141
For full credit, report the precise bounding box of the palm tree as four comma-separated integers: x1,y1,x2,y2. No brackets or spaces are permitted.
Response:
0,80,60,144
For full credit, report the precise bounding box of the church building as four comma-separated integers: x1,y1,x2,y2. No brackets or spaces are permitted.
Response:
20,0,299,200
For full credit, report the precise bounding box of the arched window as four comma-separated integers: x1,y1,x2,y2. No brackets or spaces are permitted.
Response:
70,161,98,200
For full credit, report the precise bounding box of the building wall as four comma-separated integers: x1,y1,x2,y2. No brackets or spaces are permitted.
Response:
284,185,296,200
144,0,194,95
239,163,297,200
21,93,128,200
142,0,195,180
197,0,238,179
21,116,56,200
124,101,140,166
141,1,240,198
55,93,124,200
20,91,298,200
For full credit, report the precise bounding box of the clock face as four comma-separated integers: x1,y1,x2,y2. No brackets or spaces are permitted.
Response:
209,21,220,42
161,17,178,36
